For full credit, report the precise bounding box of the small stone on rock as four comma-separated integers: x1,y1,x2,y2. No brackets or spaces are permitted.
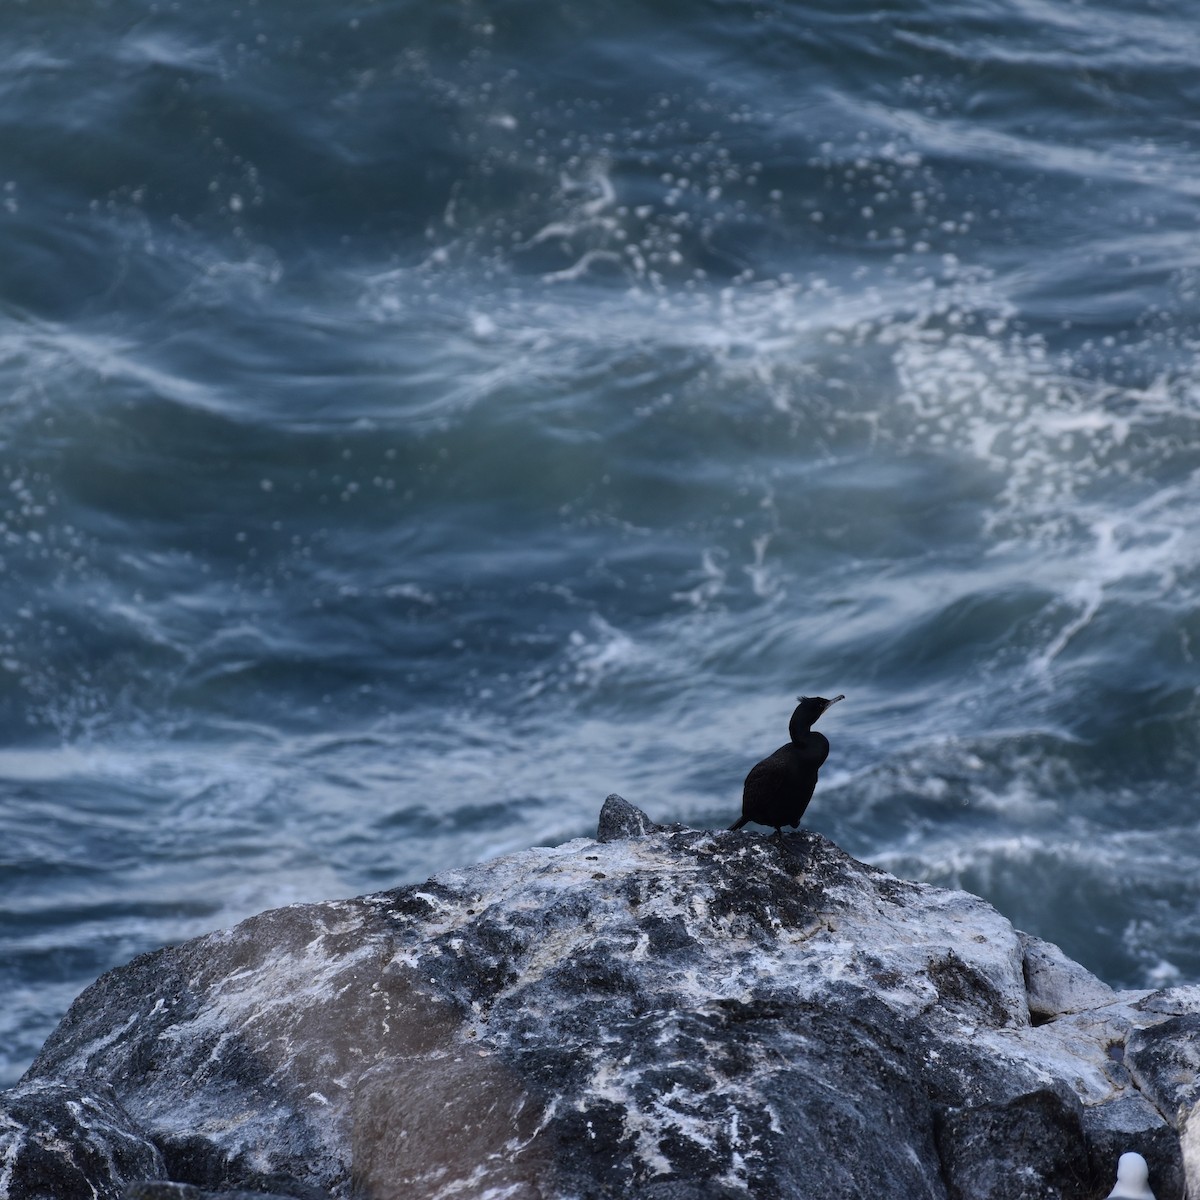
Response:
596,794,659,841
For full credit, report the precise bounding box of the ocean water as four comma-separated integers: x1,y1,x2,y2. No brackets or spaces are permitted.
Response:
2,0,1199,1086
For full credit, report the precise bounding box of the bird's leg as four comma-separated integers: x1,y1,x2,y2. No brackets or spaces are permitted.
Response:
776,832,805,858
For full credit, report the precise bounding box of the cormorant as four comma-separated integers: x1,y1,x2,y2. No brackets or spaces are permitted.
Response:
729,695,844,835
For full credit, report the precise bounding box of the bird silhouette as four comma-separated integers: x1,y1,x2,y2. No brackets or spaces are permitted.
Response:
729,695,844,835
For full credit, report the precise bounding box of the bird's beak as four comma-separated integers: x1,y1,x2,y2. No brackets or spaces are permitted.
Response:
823,694,845,712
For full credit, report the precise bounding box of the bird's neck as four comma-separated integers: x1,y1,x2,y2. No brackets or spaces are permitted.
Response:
791,730,830,765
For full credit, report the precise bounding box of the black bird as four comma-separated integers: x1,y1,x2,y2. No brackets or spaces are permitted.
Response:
729,695,844,834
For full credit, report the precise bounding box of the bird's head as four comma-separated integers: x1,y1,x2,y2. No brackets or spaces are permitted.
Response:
790,694,844,737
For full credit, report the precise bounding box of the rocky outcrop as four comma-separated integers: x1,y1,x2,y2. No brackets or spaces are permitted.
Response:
3,796,1199,1199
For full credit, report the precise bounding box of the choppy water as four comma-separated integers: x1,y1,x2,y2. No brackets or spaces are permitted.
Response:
3,0,1200,1085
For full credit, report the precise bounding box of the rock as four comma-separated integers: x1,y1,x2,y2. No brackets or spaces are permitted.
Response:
596,791,664,840
124,1183,322,1200
349,1050,550,1200
7,797,1200,1200
934,1086,1090,1200
1137,986,1200,1018
1126,1015,1200,1121
1019,931,1118,1022
0,1080,163,1200
1177,1102,1200,1200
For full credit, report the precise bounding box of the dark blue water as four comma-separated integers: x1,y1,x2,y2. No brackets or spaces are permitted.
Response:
3,0,1200,1085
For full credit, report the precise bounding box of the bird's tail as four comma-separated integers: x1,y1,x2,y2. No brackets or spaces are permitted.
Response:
728,815,750,831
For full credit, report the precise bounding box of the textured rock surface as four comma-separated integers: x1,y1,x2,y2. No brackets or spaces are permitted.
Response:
0,1080,163,1200
5,795,1200,1200
124,1184,318,1200
1020,930,1118,1022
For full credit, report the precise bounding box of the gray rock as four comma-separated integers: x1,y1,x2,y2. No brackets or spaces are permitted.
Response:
934,1087,1090,1200
124,1183,322,1200
349,1051,549,1200
0,1080,163,1200
1019,931,1118,1022
1179,1101,1200,1200
6,798,1200,1200
597,791,664,840
1136,986,1200,1017
1126,1014,1200,1122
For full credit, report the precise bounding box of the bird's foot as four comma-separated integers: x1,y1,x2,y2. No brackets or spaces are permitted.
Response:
772,829,805,856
